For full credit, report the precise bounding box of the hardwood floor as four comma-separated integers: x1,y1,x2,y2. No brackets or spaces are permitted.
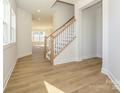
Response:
4,46,119,93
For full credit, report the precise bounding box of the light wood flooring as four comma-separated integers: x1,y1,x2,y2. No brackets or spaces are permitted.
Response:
4,46,119,93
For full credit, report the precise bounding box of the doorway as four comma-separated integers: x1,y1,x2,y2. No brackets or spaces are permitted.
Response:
32,31,45,46
80,2,102,59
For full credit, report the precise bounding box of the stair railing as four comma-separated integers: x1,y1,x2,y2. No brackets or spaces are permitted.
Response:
44,16,76,64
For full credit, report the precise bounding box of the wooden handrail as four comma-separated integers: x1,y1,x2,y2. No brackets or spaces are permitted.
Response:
50,37,54,64
54,19,75,38
47,16,75,38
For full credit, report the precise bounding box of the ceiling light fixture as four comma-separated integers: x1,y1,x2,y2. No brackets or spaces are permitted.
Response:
38,18,41,21
37,9,41,12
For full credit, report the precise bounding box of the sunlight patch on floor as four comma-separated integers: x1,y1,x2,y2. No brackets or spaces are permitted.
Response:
44,81,65,93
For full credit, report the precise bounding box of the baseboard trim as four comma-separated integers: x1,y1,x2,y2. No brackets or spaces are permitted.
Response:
18,54,32,61
101,68,120,91
54,57,101,65
3,59,18,91
78,57,102,62
54,58,79,65
17,52,32,59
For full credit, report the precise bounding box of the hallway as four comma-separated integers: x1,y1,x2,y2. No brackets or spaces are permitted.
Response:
4,46,119,93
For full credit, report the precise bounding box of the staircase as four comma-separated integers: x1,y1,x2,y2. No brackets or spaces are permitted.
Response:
44,16,76,64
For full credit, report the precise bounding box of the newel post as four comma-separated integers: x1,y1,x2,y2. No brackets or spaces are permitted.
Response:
50,36,54,64
44,36,47,58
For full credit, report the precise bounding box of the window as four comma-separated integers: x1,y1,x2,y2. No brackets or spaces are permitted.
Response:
0,0,3,46
3,0,16,45
10,9,16,43
3,0,10,45
32,32,45,42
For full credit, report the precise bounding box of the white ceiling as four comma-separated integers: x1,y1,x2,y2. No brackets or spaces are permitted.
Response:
16,0,56,28
16,0,75,29
16,0,56,16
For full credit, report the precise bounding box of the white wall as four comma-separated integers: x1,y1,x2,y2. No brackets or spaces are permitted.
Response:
75,0,120,90
80,2,102,59
0,1,3,91
17,8,32,58
53,2,74,30
3,44,17,90
108,0,120,82
102,0,120,90
3,0,17,90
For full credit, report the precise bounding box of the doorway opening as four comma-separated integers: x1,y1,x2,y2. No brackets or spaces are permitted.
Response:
32,31,45,46
80,1,103,60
